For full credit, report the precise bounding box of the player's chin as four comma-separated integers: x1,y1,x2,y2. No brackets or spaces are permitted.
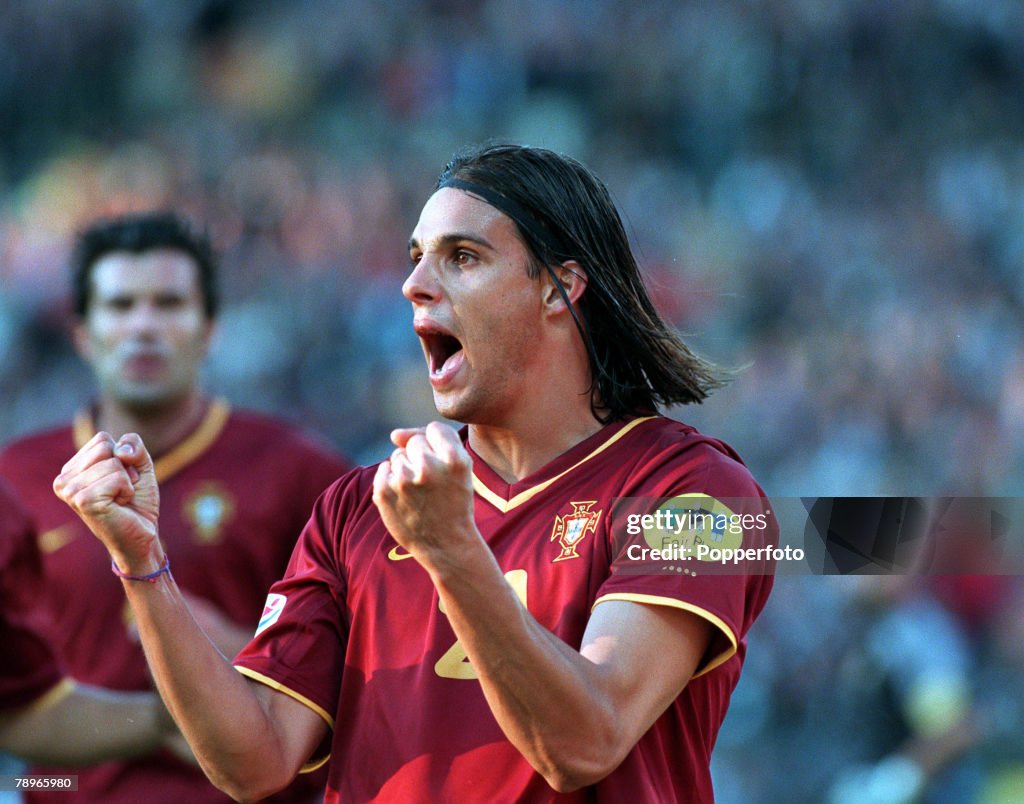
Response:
430,395,459,421
430,390,472,425
113,382,179,411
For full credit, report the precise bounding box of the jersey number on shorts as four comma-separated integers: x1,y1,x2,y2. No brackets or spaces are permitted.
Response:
434,569,528,680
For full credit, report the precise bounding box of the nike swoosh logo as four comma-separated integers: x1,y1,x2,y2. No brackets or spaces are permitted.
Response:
39,524,78,554
387,545,415,561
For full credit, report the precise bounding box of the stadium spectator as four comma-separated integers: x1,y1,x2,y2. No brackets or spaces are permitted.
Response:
0,213,349,803
54,144,774,802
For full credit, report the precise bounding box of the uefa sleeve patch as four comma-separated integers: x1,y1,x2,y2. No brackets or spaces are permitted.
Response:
255,593,287,636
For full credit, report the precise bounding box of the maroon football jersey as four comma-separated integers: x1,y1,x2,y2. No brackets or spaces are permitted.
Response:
0,480,66,712
0,400,348,803
235,416,774,803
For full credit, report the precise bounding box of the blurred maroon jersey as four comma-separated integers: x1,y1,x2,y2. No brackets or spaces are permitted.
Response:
0,480,65,712
0,400,348,803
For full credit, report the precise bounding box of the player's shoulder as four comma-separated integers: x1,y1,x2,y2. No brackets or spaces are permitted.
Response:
320,461,380,504
223,408,347,465
224,407,308,440
307,462,384,535
628,415,744,464
623,415,763,495
0,423,75,455
0,423,75,474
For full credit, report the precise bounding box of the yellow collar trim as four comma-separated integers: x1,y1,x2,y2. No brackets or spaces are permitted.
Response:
73,399,231,483
472,416,656,514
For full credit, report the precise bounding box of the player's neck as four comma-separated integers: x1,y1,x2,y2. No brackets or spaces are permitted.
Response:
468,396,605,484
468,333,606,482
94,393,210,459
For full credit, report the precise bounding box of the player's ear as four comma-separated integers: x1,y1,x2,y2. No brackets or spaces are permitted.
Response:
542,260,587,312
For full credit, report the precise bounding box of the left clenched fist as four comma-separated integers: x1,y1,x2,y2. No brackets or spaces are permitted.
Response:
372,421,478,563
53,431,162,570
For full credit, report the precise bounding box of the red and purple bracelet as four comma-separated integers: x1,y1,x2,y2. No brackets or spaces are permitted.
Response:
111,555,172,583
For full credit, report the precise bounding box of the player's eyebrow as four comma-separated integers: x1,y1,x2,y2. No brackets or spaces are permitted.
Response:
408,232,496,254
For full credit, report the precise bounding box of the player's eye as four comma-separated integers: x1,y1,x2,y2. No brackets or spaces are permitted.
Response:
104,296,133,311
154,293,187,309
453,249,476,266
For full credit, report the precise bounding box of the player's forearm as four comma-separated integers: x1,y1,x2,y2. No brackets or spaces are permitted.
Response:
424,543,626,792
0,684,166,764
53,434,303,796
121,566,300,799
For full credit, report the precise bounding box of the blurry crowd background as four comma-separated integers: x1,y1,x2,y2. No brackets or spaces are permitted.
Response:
1,1,1021,801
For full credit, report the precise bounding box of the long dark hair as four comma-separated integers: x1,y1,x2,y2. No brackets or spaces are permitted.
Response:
436,143,725,422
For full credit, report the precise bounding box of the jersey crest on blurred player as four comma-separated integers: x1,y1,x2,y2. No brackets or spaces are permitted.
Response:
551,501,602,562
183,483,236,544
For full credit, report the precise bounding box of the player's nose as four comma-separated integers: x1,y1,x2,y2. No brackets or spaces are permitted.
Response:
122,300,165,335
402,257,441,305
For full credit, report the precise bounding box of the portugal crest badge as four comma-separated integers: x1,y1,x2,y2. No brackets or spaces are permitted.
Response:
183,483,236,544
551,501,602,562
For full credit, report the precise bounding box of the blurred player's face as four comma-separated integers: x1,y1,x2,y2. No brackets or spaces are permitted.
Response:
74,250,213,412
404,188,547,424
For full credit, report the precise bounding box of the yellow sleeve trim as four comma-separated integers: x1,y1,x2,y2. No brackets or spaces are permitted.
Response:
233,666,334,773
592,592,738,679
25,677,76,714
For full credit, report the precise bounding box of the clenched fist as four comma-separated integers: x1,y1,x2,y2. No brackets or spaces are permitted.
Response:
53,432,164,573
372,421,479,567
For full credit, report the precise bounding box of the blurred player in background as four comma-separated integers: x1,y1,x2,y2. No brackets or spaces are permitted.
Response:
53,145,774,802
0,479,180,764
0,213,348,802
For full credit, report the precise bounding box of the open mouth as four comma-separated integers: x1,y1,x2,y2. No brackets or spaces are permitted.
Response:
413,319,465,381
424,332,463,376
